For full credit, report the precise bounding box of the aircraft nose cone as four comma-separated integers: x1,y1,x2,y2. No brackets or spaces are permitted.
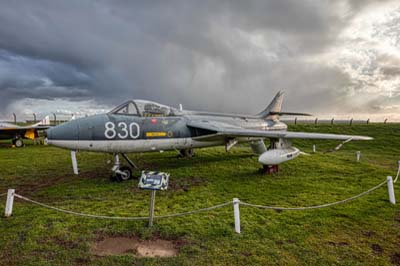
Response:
46,120,79,146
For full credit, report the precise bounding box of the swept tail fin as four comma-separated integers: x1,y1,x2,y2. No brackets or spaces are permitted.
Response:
257,91,311,120
256,91,285,120
33,115,51,126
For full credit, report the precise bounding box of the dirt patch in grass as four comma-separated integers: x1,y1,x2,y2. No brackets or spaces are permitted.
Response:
13,175,72,195
395,212,400,223
327,241,349,247
391,253,400,265
14,170,103,195
136,239,178,258
370,243,383,254
362,231,376,238
168,176,207,191
90,236,179,257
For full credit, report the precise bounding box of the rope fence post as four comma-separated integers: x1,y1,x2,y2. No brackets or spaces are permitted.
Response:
233,198,241,234
149,190,156,227
5,189,15,217
356,151,361,162
387,176,396,204
313,144,316,153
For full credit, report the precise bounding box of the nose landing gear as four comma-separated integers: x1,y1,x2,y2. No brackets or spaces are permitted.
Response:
111,153,138,182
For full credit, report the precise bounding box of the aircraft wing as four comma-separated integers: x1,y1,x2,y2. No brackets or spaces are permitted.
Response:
0,125,50,140
12,125,50,130
186,120,373,141
0,125,50,132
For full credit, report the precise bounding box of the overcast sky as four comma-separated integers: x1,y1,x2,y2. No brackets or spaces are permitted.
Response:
0,0,400,121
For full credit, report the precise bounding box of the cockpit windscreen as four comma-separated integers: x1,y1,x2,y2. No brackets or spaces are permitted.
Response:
109,100,180,117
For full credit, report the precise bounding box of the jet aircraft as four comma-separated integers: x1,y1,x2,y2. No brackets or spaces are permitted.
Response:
0,116,51,147
46,92,372,181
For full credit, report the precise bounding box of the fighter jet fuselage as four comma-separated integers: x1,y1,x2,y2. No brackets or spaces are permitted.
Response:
46,113,287,153
45,93,372,179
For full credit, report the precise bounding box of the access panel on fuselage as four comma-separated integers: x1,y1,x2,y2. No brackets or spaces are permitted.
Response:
141,116,189,140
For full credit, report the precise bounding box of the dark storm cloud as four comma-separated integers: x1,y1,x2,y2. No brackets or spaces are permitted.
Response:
0,0,397,117
0,49,91,108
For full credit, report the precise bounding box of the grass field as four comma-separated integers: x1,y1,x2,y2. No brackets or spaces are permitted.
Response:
0,124,399,265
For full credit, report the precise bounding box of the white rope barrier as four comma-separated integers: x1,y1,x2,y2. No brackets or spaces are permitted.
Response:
394,161,400,183
152,202,232,219
240,179,388,211
13,194,231,220
240,161,399,211
4,161,399,233
8,175,395,220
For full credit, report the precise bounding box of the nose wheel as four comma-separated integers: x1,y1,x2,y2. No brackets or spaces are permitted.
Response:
111,153,138,182
115,166,132,181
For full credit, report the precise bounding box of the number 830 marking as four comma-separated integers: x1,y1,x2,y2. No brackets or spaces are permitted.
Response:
104,122,140,139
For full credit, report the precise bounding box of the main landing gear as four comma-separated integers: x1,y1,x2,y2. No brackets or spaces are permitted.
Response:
261,165,279,174
12,138,24,148
178,148,195,158
111,153,138,182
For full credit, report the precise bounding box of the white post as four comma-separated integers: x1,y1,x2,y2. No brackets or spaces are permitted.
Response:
312,145,316,153
5,189,15,217
387,176,396,204
71,150,79,175
356,151,361,162
149,190,156,227
233,198,241,234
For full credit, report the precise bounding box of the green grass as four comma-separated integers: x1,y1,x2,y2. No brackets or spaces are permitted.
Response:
0,123,399,265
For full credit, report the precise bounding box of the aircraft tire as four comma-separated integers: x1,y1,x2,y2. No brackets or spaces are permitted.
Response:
179,148,195,158
14,139,24,148
116,166,132,182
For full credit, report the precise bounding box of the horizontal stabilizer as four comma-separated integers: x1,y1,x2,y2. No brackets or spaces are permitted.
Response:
257,92,312,119
257,91,284,119
269,112,312,116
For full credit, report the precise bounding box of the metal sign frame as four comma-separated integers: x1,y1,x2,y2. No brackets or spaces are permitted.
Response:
138,171,169,191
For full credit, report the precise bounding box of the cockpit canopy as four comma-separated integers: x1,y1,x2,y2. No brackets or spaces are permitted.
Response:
109,100,181,117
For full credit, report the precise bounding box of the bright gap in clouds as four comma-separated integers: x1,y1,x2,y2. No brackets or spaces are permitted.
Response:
3,98,111,121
